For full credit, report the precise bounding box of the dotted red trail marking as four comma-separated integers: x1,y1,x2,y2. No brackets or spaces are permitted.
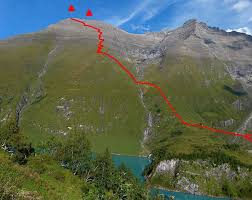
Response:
70,18,252,143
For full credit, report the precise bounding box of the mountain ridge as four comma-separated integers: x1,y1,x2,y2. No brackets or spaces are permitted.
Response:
1,17,252,139
2,18,252,41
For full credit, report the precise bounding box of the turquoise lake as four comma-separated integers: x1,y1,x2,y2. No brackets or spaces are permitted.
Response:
112,154,229,200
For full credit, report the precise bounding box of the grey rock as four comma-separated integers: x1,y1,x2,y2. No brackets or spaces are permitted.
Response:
177,176,200,195
220,118,235,127
232,99,243,111
155,159,179,176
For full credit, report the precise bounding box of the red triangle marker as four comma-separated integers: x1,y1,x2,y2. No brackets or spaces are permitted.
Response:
86,9,93,17
68,5,75,12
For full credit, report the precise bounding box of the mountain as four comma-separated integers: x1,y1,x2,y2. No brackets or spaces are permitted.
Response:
1,17,252,151
0,18,252,198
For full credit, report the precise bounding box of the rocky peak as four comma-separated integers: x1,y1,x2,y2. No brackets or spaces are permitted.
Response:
178,19,210,40
182,19,197,27
162,19,208,40
183,19,208,28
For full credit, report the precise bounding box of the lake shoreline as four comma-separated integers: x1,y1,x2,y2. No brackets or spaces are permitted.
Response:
112,154,230,200
111,152,150,158
152,185,230,200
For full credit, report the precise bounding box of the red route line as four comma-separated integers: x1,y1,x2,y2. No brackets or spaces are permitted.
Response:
70,18,252,143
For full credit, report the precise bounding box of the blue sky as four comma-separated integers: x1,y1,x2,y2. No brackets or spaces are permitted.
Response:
1,0,252,39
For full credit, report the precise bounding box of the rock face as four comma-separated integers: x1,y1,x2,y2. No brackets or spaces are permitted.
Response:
155,159,179,176
232,99,244,111
220,118,235,127
56,98,73,120
177,177,200,195
44,19,163,64
143,112,153,142
205,163,237,181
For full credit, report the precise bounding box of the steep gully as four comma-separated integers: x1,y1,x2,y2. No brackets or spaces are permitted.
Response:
70,18,252,143
111,26,152,144
16,46,58,127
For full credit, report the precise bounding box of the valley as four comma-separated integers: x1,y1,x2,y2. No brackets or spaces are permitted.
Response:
0,18,252,199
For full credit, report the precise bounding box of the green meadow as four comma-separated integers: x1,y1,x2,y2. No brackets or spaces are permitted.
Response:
19,43,145,155
0,36,251,158
143,55,252,155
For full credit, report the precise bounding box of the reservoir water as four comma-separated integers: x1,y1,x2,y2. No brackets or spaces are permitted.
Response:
112,154,229,200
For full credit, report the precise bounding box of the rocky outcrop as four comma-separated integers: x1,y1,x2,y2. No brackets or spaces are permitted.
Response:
153,159,251,196
56,98,73,120
155,159,179,176
16,93,29,126
128,47,163,65
220,118,235,127
232,99,244,111
15,46,58,127
205,163,235,180
177,177,200,195
237,111,252,133
143,112,153,142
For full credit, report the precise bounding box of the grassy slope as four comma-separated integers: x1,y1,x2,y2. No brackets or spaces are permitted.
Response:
145,56,247,124
143,55,252,155
20,42,145,155
0,40,54,119
1,35,252,158
0,150,83,200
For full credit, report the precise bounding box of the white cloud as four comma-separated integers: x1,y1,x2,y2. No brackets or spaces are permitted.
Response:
106,0,252,35
232,0,251,12
130,24,150,32
108,0,179,27
142,0,175,21
111,0,152,26
226,27,252,35
142,7,160,21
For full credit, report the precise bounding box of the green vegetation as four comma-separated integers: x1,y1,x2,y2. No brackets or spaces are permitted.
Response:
18,44,145,155
0,109,164,200
0,39,54,120
142,55,252,156
144,56,250,127
150,162,252,199
149,158,252,199
145,145,252,173
141,55,252,198
0,117,157,200
1,37,251,157
144,145,252,199
0,38,145,155
1,31,252,199
0,112,84,199
0,150,84,200
44,131,150,199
